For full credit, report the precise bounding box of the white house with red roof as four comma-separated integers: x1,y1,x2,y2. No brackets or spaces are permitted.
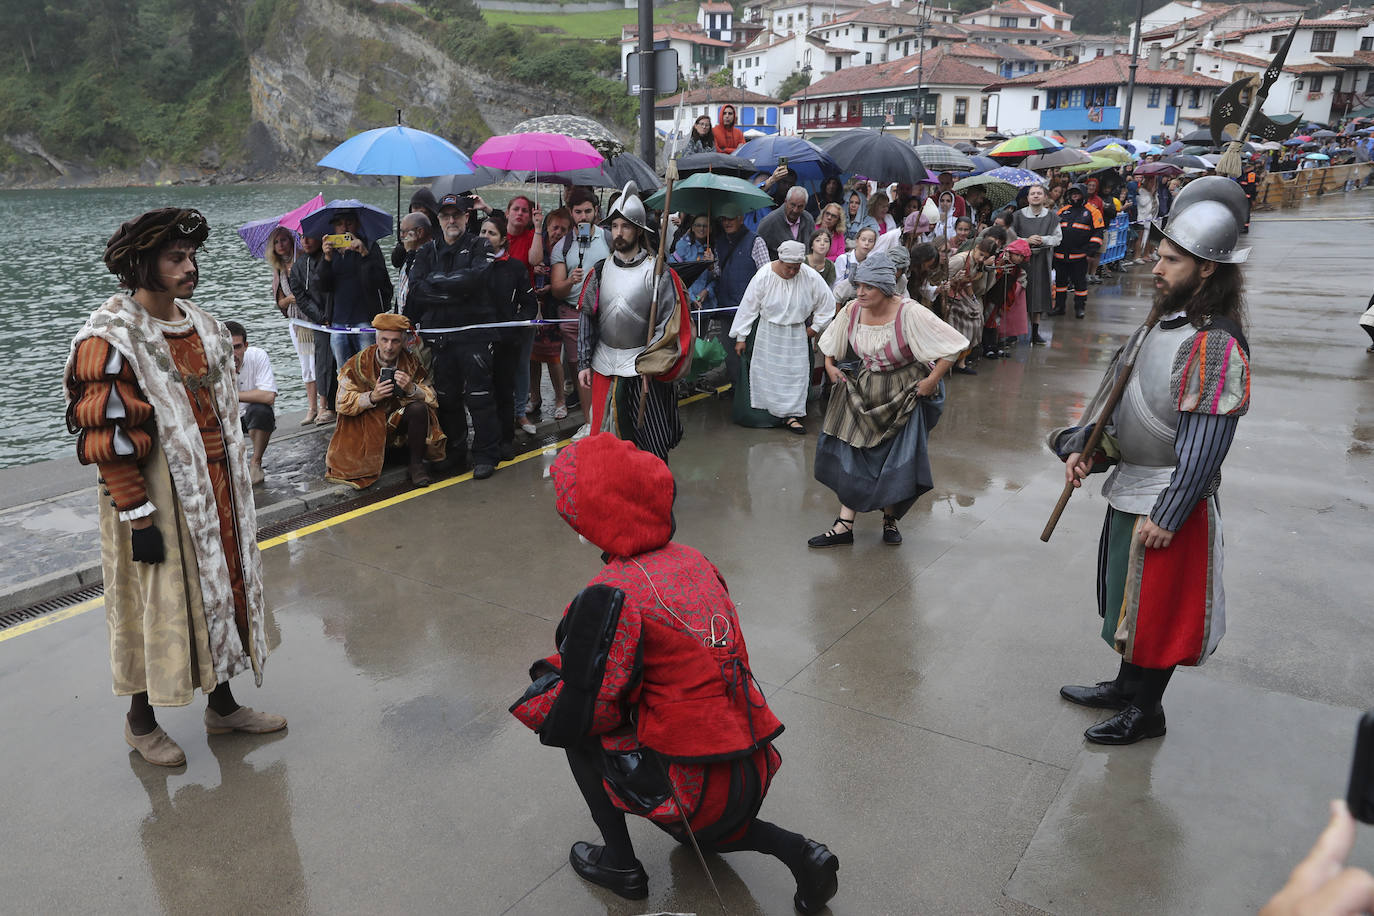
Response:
620,22,733,81
985,54,1228,144
698,1,735,42
653,87,795,148
797,47,1001,140
958,0,1072,34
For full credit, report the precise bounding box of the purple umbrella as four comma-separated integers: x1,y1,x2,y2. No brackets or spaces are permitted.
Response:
236,194,325,259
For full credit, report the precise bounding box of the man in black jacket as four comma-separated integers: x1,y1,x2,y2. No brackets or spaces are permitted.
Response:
319,209,393,370
287,232,337,422
405,194,499,477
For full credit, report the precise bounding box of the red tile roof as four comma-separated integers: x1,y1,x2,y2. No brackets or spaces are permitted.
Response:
959,0,1073,21
1314,54,1373,67
805,48,1000,97
622,24,733,47
942,41,1004,59
655,87,780,105
984,54,1230,90
699,1,733,12
1214,15,1373,40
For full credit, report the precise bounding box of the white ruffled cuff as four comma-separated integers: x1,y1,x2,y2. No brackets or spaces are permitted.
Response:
118,502,156,522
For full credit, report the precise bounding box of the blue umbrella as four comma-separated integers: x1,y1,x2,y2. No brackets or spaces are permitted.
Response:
299,199,394,243
1282,136,1306,146
1085,136,1128,152
318,124,474,177
733,135,839,183
980,166,1046,187
317,113,475,228
968,155,999,174
1304,152,1330,160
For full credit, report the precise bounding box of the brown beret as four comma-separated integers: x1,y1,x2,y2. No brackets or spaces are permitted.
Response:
371,313,411,332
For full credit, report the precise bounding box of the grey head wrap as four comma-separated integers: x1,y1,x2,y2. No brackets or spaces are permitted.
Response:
853,251,897,296
887,246,910,275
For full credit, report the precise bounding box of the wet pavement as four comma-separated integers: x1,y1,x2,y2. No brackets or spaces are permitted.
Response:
1,192,1372,915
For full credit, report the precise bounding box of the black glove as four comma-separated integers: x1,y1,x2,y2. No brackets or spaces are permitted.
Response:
130,525,165,564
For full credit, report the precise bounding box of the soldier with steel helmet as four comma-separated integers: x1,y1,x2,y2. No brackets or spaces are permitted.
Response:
575,181,691,461
1048,176,1254,746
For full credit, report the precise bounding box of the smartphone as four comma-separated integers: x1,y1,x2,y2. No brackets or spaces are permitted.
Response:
577,223,592,242
1348,711,1374,824
324,233,354,249
778,156,788,169
379,367,396,386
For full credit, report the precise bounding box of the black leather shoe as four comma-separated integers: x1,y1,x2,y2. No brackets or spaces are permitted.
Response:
569,842,648,900
473,463,494,480
793,840,839,915
881,514,902,545
1059,680,1132,710
808,518,853,548
953,365,977,375
499,441,516,462
1074,307,1086,319
1084,705,1166,746
1047,306,1066,317
1031,332,1048,346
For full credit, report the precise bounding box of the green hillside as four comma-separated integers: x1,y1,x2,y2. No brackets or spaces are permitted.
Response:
482,0,701,40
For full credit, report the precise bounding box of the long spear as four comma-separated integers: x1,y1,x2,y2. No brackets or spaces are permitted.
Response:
1040,320,1155,542
637,159,680,429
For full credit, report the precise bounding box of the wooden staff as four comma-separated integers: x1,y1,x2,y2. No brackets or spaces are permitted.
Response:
1040,322,1153,542
637,159,680,429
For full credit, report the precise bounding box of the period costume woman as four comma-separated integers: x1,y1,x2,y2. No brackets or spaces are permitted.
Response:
809,252,967,548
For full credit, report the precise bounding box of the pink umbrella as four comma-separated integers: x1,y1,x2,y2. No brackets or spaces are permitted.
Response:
279,194,326,233
470,132,603,176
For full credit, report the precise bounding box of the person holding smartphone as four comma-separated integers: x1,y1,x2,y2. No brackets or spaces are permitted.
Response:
325,312,444,489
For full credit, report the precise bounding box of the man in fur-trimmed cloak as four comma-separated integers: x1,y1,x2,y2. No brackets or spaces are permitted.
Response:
65,207,286,768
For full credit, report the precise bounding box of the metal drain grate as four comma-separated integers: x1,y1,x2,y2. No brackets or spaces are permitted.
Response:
254,482,412,540
0,483,415,632
0,583,106,632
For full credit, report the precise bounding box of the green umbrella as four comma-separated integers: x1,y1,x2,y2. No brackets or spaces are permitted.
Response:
952,173,1019,209
1060,155,1120,173
644,171,775,218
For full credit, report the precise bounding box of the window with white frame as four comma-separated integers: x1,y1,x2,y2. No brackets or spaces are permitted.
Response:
1147,87,1160,107
954,97,968,124
1310,30,1335,53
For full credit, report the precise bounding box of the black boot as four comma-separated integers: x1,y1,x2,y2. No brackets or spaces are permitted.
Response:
1074,295,1087,319
793,840,840,915
1030,323,1047,346
1084,705,1167,745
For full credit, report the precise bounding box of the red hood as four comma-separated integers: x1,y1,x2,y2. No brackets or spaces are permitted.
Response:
551,434,674,557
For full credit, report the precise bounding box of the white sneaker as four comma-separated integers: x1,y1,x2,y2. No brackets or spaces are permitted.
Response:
571,423,592,441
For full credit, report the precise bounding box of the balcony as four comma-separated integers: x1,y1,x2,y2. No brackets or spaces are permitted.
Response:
800,112,863,131
1040,106,1121,131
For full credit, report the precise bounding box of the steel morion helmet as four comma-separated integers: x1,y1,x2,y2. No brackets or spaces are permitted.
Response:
1149,175,1250,264
601,180,654,235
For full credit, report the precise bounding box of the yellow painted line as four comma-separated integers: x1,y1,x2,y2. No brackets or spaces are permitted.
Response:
0,596,105,642
0,382,732,642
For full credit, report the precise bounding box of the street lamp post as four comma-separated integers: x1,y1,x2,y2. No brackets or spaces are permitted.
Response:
799,63,813,138
909,0,932,143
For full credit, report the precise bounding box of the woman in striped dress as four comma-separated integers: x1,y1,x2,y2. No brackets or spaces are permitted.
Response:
808,252,967,548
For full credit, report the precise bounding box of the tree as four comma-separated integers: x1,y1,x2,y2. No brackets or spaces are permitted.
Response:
708,66,733,89
776,70,811,101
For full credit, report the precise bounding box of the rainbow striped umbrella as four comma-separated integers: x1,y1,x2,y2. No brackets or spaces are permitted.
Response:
987,134,1064,158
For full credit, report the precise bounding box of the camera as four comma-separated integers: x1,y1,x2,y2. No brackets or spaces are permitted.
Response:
324,233,355,249
456,194,477,210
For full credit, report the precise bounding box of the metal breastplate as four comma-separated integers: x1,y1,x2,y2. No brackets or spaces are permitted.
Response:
597,257,656,350
1114,321,1196,467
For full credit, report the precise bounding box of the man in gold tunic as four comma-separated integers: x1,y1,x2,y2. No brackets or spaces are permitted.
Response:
65,208,286,767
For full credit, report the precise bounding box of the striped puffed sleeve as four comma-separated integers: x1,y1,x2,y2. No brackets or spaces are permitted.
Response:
67,337,155,515
1171,328,1250,417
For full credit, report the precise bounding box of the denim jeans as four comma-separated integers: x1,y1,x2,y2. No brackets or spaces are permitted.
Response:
331,327,375,369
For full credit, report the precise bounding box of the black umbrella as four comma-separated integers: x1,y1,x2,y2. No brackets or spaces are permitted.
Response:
953,141,980,153
543,151,663,191
675,151,759,177
984,132,1008,141
1163,154,1210,170
820,129,932,184
1161,140,1185,154
1181,127,1232,144
431,167,518,196
1312,129,1339,139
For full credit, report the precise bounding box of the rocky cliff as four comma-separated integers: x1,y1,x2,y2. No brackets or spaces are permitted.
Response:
1,0,628,187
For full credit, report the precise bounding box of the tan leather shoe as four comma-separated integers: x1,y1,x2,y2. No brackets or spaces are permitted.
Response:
125,721,186,767
204,705,287,735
